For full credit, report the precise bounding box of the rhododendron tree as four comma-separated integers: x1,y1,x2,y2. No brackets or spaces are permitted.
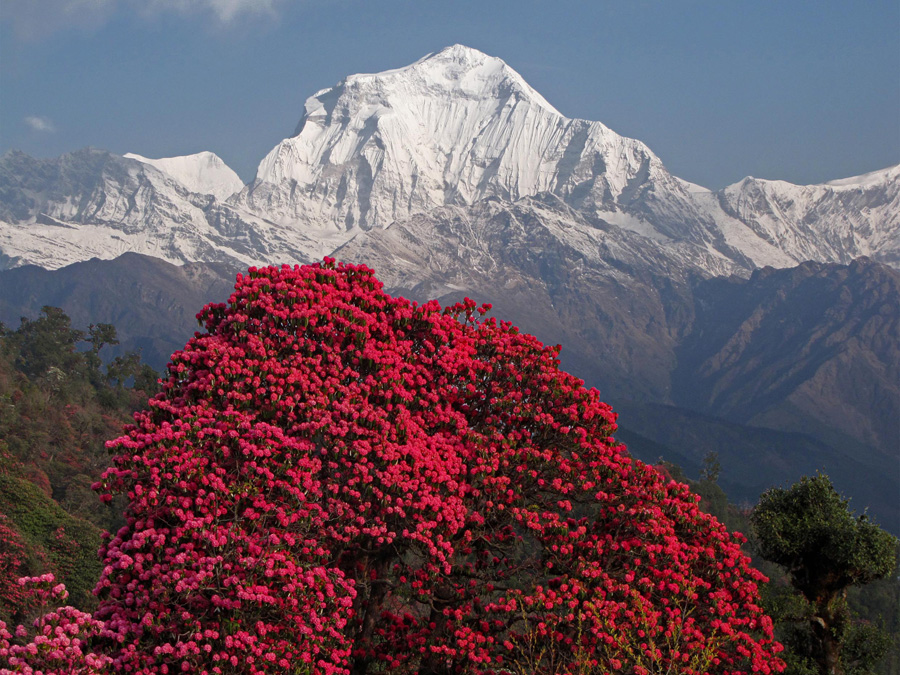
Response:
92,260,784,674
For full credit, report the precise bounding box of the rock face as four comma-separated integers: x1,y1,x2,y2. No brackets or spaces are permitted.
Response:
713,167,900,267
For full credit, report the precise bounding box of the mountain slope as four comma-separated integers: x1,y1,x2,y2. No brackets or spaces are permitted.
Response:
615,402,898,533
673,257,900,457
233,44,898,271
1,251,895,532
237,45,695,235
0,253,235,369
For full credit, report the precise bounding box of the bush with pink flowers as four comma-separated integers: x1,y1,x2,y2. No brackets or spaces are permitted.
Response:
2,260,785,674
87,260,783,674
0,574,112,674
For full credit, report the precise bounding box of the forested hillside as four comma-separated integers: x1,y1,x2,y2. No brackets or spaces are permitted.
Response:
0,307,157,621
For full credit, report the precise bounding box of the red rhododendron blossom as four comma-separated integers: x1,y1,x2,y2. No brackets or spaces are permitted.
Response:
93,260,783,674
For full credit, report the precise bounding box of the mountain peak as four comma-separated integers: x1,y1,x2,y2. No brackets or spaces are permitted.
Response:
426,43,492,62
299,44,561,126
124,151,244,201
246,45,654,232
412,44,561,114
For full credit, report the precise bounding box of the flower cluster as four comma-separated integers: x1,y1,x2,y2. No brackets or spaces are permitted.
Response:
0,575,112,674
91,260,783,674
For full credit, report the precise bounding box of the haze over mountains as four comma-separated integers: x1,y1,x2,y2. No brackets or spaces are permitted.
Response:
0,45,897,529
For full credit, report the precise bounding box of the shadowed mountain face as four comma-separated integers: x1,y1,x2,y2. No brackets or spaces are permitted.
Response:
673,258,900,459
0,253,236,369
614,402,899,533
1,251,896,531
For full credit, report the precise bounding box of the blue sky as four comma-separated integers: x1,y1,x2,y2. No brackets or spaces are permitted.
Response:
1,0,897,189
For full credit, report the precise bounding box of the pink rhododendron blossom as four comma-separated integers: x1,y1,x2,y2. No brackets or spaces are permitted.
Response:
0,575,112,674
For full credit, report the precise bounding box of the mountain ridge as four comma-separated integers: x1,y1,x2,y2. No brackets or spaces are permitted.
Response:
123,151,244,201
1,45,897,273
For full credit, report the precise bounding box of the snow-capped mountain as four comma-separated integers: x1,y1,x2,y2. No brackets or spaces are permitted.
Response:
713,165,900,267
235,45,750,268
0,44,896,273
237,45,687,231
0,149,332,270
234,44,898,271
123,151,245,201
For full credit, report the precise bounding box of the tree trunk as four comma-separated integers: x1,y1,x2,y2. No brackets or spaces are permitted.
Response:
810,591,847,675
417,587,453,675
350,556,391,675
811,615,844,675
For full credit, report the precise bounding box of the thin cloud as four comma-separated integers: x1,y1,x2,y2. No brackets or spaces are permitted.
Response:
1,0,286,40
1,0,117,40
143,0,285,23
25,116,56,133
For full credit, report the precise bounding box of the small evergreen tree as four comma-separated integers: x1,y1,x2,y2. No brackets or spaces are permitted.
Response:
12,306,84,379
751,474,898,675
700,450,721,484
85,323,119,379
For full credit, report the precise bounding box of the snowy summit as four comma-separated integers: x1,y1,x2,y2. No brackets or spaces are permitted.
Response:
124,151,245,201
236,44,671,234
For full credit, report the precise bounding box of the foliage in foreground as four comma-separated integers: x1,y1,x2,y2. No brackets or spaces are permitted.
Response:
660,458,899,675
2,261,786,673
